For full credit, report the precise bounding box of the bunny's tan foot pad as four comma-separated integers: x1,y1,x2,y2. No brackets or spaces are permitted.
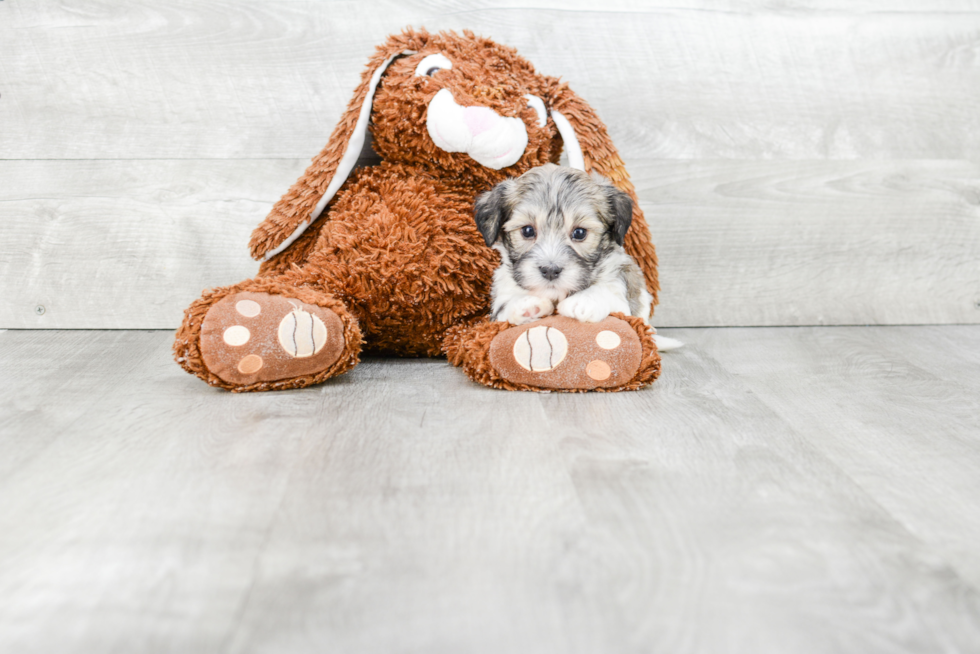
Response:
199,291,346,386
489,315,649,391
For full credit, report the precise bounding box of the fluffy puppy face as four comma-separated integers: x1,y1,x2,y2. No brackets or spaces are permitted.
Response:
369,30,562,186
474,164,634,301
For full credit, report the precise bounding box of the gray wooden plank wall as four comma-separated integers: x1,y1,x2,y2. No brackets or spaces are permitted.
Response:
2,1,979,328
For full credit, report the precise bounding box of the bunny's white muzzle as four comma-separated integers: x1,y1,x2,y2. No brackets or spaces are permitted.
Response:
426,89,528,169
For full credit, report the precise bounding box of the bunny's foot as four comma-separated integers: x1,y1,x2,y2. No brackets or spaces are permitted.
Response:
443,314,660,392
175,284,361,392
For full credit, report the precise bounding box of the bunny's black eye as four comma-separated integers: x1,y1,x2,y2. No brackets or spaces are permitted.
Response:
521,225,536,239
415,54,453,78
571,227,587,241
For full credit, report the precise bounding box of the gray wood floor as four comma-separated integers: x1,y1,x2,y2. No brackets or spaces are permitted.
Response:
2,326,979,653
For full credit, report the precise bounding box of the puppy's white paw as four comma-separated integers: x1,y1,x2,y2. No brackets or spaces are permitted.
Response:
507,296,555,325
557,293,611,323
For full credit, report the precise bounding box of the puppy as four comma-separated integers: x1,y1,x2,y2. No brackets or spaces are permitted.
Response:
473,163,653,327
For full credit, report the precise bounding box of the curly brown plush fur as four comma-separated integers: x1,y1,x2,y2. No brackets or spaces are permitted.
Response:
174,28,660,392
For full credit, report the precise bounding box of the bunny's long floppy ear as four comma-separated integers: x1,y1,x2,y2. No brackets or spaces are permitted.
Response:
248,33,426,261
547,83,660,309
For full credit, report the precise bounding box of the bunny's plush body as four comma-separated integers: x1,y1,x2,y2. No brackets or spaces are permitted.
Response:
174,28,662,392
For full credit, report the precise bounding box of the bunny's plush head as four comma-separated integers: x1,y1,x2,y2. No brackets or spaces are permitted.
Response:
366,29,562,184
250,28,658,303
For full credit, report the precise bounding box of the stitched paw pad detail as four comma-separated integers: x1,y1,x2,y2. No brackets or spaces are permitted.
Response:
277,309,328,358
512,325,568,371
199,292,345,386
489,316,642,390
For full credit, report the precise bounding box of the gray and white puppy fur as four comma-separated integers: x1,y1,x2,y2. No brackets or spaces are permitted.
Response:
474,163,653,326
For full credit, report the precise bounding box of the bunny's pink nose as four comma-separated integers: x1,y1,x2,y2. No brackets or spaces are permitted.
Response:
463,106,499,136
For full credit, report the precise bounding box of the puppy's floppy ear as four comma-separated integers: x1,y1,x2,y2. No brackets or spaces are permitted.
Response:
249,29,430,262
545,79,659,308
603,185,633,247
473,179,515,247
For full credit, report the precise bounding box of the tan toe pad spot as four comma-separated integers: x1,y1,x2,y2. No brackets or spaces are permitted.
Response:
586,359,611,381
596,330,621,349
236,299,262,317
223,325,250,346
237,354,263,374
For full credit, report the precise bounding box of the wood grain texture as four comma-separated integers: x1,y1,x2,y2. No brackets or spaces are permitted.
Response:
3,159,978,329
696,325,980,589
2,327,980,653
3,1,980,330
640,159,980,326
2,1,980,160
0,159,298,328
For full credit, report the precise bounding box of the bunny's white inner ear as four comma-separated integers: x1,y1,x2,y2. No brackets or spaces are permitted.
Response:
550,110,585,171
524,95,547,128
264,49,417,261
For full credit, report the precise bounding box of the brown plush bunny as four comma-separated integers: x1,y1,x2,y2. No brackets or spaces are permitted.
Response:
174,28,661,392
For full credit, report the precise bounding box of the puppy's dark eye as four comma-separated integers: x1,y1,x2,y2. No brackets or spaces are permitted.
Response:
571,227,587,241
425,67,443,76
520,225,536,239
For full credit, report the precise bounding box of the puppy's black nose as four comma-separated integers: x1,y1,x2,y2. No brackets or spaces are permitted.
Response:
539,264,563,281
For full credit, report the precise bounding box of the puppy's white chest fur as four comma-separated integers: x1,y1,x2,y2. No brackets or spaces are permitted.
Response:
492,244,651,326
